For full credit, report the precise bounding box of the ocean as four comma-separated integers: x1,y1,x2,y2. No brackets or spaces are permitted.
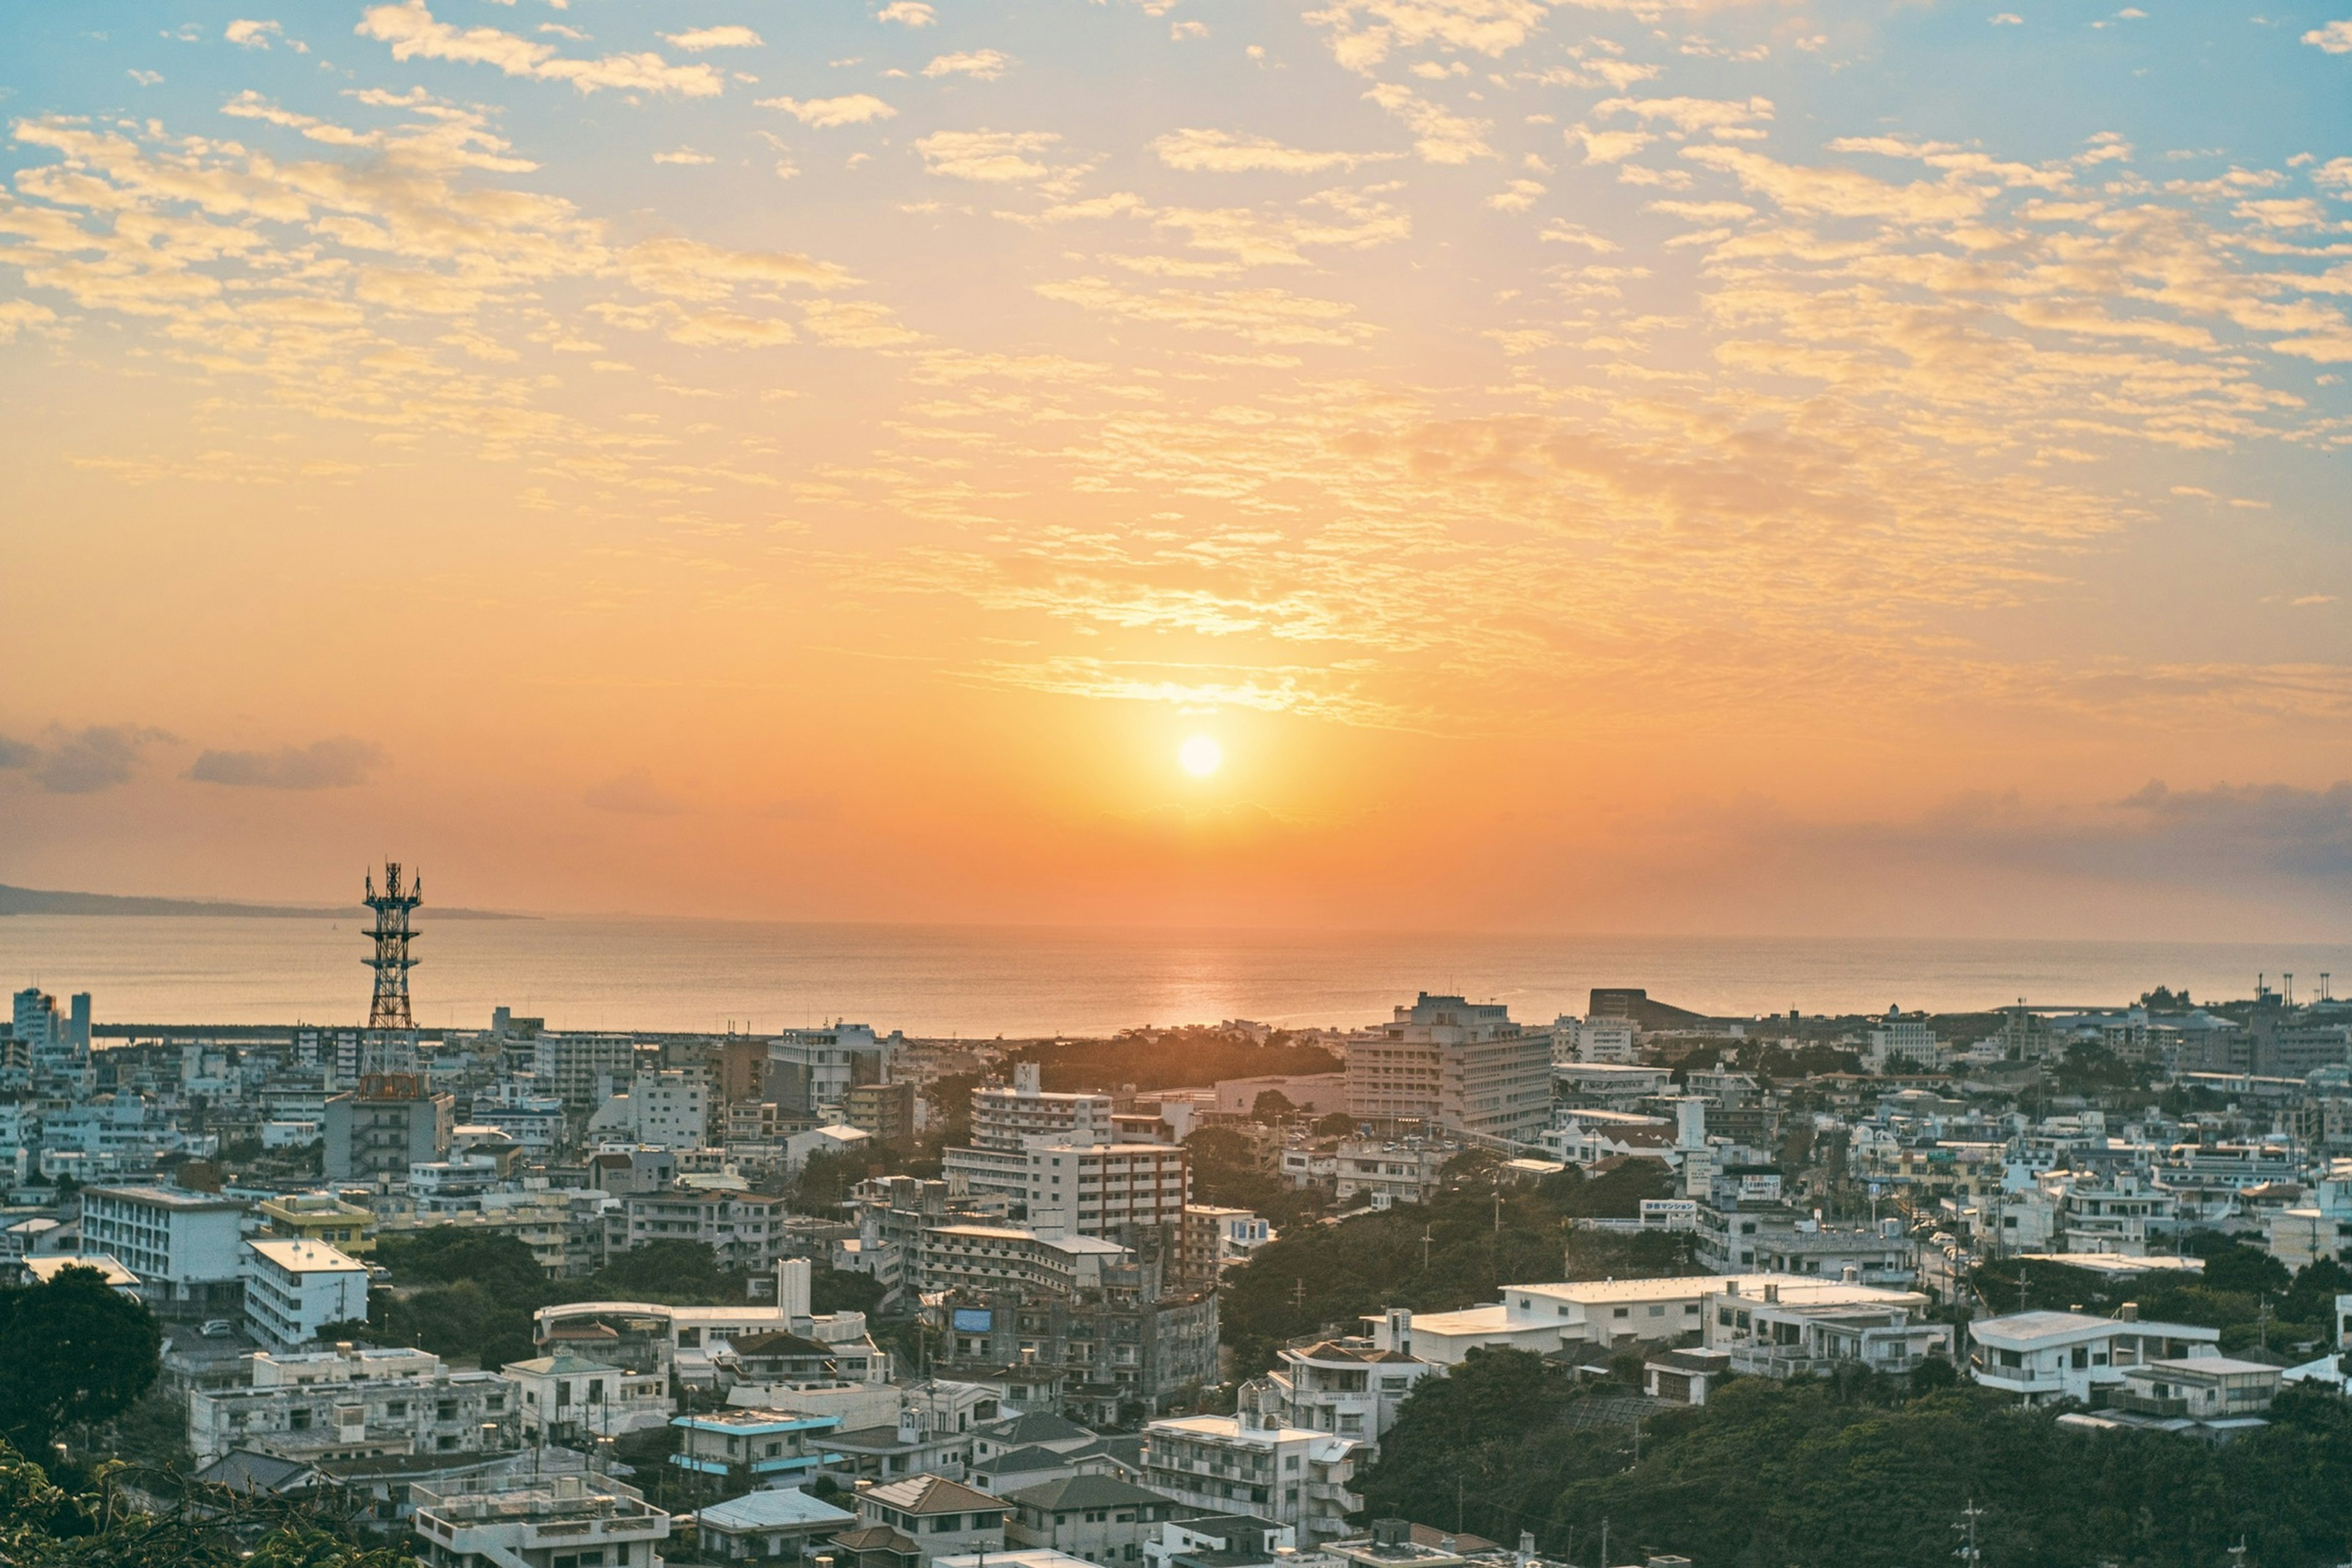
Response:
1,914,2344,1038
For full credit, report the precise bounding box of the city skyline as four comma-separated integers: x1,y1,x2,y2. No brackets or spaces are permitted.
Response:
4,2,2351,938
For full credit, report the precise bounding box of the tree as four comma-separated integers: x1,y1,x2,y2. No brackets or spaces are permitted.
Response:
0,1265,164,1453
1251,1089,1297,1121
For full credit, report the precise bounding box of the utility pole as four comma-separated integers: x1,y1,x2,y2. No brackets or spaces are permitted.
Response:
1954,1499,1985,1568
1599,1517,1610,1568
1422,1228,1434,1271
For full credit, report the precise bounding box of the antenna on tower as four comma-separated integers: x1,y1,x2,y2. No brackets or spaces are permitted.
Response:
363,861,423,1031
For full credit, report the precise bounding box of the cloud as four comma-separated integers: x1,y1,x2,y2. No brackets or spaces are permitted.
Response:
761,93,897,127
1362,82,1493,163
662,25,764,51
916,129,1061,181
1990,12,2022,21
877,1,937,23
0,725,174,794
1310,0,1553,74
1150,129,1394,175
584,768,689,815
225,19,286,49
652,148,716,165
187,737,385,790
356,1,726,97
922,49,1012,78
2304,19,2352,52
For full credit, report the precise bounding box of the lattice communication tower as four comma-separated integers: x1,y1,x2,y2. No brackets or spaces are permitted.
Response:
363,860,423,1030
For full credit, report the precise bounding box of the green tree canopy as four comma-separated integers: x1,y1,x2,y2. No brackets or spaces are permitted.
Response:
0,1265,164,1453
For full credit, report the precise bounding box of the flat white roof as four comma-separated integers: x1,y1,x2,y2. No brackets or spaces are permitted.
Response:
245,1239,364,1273
1512,1274,1918,1307
1970,1310,2217,1346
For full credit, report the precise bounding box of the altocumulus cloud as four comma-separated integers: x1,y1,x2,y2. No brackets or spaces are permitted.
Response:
0,725,174,793
187,737,385,790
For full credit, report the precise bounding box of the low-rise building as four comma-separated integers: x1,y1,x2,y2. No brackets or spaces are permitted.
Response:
603,1188,791,1273
1366,1276,1928,1365
856,1474,1008,1567
1003,1474,1191,1565
188,1345,517,1466
506,1351,674,1440
671,1408,843,1494
1702,1281,1953,1379
695,1487,858,1562
257,1191,377,1256
412,1469,671,1568
1966,1309,2222,1404
2113,1357,2284,1422
1141,1414,1359,1544
243,1239,369,1348
1245,1337,1432,1451
78,1185,247,1308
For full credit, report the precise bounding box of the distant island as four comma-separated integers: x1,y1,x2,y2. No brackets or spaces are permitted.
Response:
0,883,528,919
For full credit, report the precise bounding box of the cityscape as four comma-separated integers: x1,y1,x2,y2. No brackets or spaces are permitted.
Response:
6,0,2352,1566
7,878,2352,1566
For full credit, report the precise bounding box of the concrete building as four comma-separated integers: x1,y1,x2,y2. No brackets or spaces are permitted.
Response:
1247,1337,1432,1452
2113,1357,2283,1422
919,1226,1131,1297
1966,1309,2222,1404
187,1344,516,1466
845,1081,918,1144
767,1025,895,1120
694,1487,858,1562
1366,1276,1930,1365
506,1350,675,1441
1702,1281,1953,1378
1331,1138,1455,1212
258,1191,377,1256
1003,1474,1191,1565
244,1238,370,1348
323,1073,454,1185
412,1469,671,1568
79,1185,248,1308
935,1284,1221,1419
603,1187,790,1272
590,1069,714,1152
1865,1012,1941,1073
948,1066,1120,1197
1343,995,1552,1149
533,1033,647,1112
1023,1142,1189,1240
670,1408,844,1494
1177,1207,1271,1289
1142,1413,1359,1544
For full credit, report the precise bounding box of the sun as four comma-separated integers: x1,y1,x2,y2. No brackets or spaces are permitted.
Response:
1177,734,1223,777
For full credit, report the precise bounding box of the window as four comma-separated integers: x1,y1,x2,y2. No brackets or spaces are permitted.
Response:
1613,1307,1629,1319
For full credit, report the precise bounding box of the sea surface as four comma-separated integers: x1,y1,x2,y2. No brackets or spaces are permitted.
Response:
2,915,2345,1038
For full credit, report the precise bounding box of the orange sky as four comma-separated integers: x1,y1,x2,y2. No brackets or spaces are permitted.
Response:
2,0,2350,938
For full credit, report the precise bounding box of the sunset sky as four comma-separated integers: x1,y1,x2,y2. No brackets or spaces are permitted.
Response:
3,0,2350,939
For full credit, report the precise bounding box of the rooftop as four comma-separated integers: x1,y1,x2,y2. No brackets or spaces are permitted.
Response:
86,1185,244,1212
1970,1310,2219,1345
1006,1474,1174,1511
698,1488,856,1532
864,1474,1003,1515
245,1238,364,1274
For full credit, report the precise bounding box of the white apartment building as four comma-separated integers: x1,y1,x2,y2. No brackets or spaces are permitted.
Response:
412,1471,671,1568
533,1033,649,1112
1866,1012,1941,1072
1023,1140,1188,1240
1703,1283,1953,1378
1344,994,1554,1148
1250,1330,1434,1451
947,1064,1120,1197
507,1350,675,1441
589,1069,712,1152
1332,1138,1455,1211
1366,1275,1931,1365
187,1343,518,1465
1142,1412,1361,1544
244,1238,370,1348
767,1023,892,1119
918,1224,1131,1296
79,1185,248,1308
1967,1308,2221,1403
1553,1016,1637,1066
601,1188,790,1272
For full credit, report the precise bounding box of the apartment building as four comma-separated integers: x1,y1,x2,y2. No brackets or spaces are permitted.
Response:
947,1066,1120,1197
411,1471,671,1568
1142,1413,1360,1544
188,1344,518,1466
244,1238,369,1348
602,1187,790,1272
533,1033,649,1112
1023,1142,1188,1240
768,1024,894,1119
323,1073,454,1185
669,1406,843,1492
1967,1308,2221,1404
1343,994,1552,1148
919,1226,1131,1297
846,1080,918,1144
1366,1276,1931,1365
258,1191,377,1256
1248,1337,1432,1451
79,1184,247,1308
589,1068,712,1152
1702,1281,1953,1378
935,1286,1220,1415
507,1350,674,1441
